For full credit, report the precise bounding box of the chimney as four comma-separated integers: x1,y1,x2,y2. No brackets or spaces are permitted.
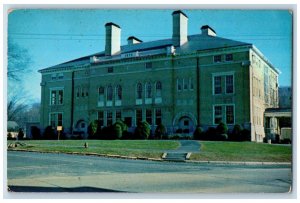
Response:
127,36,143,45
201,25,217,37
105,22,121,56
172,10,188,47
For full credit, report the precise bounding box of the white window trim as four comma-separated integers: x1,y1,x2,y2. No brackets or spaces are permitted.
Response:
49,87,64,106
212,104,235,125
212,72,235,95
225,74,235,95
48,112,64,127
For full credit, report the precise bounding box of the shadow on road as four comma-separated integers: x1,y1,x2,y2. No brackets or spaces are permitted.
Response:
8,185,125,193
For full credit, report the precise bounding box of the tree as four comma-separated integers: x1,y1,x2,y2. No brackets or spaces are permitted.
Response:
7,40,32,82
134,121,151,139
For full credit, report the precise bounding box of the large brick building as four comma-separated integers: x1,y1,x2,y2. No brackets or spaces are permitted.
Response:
39,10,279,142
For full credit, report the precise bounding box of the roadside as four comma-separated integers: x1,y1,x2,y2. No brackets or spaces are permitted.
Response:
7,140,292,164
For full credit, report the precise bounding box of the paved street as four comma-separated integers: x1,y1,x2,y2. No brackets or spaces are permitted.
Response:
7,151,292,193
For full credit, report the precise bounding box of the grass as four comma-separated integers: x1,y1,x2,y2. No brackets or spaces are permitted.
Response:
7,140,292,162
190,141,292,162
7,140,180,159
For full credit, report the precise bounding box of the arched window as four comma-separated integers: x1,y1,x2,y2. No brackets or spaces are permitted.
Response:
137,83,142,99
98,86,104,101
116,85,122,100
107,85,113,101
156,81,162,97
146,82,152,98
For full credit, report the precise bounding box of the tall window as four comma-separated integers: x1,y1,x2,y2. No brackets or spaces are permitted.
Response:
177,79,182,91
214,106,222,124
50,89,63,105
107,111,113,126
146,82,152,98
107,85,113,101
51,90,56,105
214,76,222,94
107,67,113,73
226,75,234,94
116,110,122,121
155,109,162,125
137,83,142,99
136,109,142,125
225,54,233,61
98,111,104,126
183,79,188,90
214,55,221,63
98,86,105,106
226,106,234,124
156,81,162,97
116,85,122,100
146,109,152,125
50,113,63,127
189,78,194,90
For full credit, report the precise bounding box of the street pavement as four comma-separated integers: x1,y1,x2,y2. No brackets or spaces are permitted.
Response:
6,151,292,194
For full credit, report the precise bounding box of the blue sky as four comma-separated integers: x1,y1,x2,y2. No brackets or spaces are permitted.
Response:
8,9,292,102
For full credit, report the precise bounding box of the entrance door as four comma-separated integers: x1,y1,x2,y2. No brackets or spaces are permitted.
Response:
178,116,194,133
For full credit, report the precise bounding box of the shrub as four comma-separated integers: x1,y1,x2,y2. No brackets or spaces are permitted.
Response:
215,122,228,141
43,126,57,140
154,124,167,139
113,120,128,139
193,126,204,140
205,127,216,141
122,131,134,140
87,120,98,139
229,124,242,141
170,134,181,140
7,132,15,140
176,128,183,133
17,128,24,140
31,126,41,140
134,121,151,139
240,129,251,141
99,126,114,140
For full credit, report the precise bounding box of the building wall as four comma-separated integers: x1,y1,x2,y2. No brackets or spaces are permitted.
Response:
40,46,279,141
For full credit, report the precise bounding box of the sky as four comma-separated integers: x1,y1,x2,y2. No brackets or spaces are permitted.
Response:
7,9,293,103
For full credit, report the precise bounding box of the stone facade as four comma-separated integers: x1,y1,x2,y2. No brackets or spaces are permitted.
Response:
39,10,279,142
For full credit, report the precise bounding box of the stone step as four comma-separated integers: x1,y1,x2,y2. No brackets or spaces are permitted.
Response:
163,153,188,161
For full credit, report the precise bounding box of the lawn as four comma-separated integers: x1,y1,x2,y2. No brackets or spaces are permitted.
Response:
7,140,292,162
190,141,292,162
7,140,180,159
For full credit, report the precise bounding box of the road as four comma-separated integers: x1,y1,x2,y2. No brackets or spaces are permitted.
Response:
7,151,292,193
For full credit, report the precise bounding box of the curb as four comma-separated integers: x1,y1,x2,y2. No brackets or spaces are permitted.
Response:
7,148,291,166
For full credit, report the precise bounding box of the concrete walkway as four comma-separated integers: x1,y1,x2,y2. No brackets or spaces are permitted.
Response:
163,140,200,161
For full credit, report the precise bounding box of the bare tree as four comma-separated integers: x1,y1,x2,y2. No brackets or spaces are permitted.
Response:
7,40,32,82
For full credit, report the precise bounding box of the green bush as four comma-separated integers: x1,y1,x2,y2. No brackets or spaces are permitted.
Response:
43,126,57,140
134,121,151,139
154,123,167,139
205,127,216,140
18,128,24,140
88,120,98,138
240,129,251,141
31,126,41,140
193,126,203,140
229,124,242,141
113,120,128,139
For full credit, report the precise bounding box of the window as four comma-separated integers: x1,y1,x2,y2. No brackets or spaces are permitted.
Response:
214,106,222,124
146,109,152,125
226,75,234,94
177,79,182,91
51,74,56,80
116,110,122,121
116,85,122,100
58,90,63,104
107,67,113,73
145,62,152,69
137,83,142,99
81,88,85,97
214,55,221,63
50,113,63,127
155,109,162,125
189,78,194,90
226,106,234,124
156,81,162,97
98,86,105,104
76,87,80,98
214,76,222,94
107,85,113,101
107,111,113,126
136,109,142,125
58,73,64,79
146,82,152,98
183,79,188,90
225,54,233,61
51,90,56,105
98,111,104,126
50,89,63,105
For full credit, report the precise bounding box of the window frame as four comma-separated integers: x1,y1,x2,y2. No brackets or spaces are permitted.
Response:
225,75,234,94
213,55,222,63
